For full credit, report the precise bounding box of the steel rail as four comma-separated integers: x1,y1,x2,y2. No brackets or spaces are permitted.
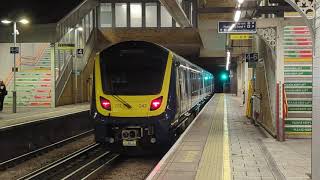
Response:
0,129,93,170
19,143,100,180
19,143,120,180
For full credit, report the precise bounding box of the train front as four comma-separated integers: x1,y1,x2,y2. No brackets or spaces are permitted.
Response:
91,41,175,152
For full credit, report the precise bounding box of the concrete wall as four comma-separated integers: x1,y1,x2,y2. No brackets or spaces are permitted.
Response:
253,36,276,134
0,24,56,43
0,43,47,84
198,18,226,57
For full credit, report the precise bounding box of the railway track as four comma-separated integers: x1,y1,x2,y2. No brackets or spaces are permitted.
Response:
18,143,120,180
0,130,93,170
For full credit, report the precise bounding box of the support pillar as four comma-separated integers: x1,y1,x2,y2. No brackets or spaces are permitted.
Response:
50,43,56,108
312,2,320,179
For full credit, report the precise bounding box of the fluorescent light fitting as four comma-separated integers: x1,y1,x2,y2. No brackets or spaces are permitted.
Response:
1,19,12,24
19,19,29,24
77,27,84,31
234,10,241,22
226,51,231,71
228,23,236,32
238,0,244,4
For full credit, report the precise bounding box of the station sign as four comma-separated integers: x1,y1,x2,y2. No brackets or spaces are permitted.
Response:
230,34,253,40
218,21,256,34
245,53,259,62
10,47,19,54
57,43,75,50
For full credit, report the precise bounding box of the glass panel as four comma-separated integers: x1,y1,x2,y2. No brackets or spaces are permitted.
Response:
130,3,142,27
90,10,93,32
146,3,157,27
100,42,168,95
190,2,193,25
161,6,172,27
100,3,112,27
82,18,86,41
176,22,180,27
115,3,127,27
85,14,90,41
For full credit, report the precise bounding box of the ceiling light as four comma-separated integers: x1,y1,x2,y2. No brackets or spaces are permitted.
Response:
234,10,241,22
238,0,244,4
226,51,231,71
77,27,84,31
19,19,29,24
1,19,12,24
228,23,236,32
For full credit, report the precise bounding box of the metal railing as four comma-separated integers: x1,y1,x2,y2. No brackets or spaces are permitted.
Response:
55,54,73,102
54,0,98,104
56,0,98,42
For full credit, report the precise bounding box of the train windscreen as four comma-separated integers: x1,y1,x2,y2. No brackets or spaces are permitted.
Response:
100,42,169,95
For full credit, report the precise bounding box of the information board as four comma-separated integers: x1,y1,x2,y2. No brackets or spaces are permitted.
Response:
218,21,256,34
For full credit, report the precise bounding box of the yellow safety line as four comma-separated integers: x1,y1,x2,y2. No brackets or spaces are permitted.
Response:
223,94,231,180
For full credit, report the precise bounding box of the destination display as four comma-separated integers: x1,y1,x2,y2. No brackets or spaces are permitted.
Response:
218,21,256,33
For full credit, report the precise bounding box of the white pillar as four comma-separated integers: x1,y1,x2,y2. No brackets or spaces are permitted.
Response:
237,61,242,97
276,20,285,141
50,43,56,108
312,2,320,179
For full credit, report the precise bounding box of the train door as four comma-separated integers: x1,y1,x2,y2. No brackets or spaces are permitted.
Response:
177,63,188,114
185,65,192,110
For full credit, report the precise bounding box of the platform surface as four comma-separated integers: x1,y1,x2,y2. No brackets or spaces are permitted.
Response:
147,94,311,180
0,103,89,129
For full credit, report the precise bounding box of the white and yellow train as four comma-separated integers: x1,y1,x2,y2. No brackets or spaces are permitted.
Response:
90,41,214,152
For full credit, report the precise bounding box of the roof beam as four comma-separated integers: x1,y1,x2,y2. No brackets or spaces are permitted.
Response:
159,0,192,28
198,6,295,14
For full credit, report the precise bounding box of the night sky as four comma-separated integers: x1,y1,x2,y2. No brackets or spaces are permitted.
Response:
0,0,84,24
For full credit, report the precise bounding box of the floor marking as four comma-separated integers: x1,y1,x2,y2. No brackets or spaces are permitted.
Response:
146,95,216,180
223,95,231,180
257,139,286,180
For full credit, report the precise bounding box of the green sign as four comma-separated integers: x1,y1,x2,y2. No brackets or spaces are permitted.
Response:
284,66,311,70
285,82,312,87
287,100,312,105
285,88,312,92
288,107,312,111
284,72,312,75
285,127,312,132
285,120,312,125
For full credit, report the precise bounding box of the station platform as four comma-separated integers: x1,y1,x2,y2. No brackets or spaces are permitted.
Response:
147,94,311,180
0,103,89,129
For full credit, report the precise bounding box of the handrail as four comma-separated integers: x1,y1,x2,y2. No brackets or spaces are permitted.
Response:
55,55,73,103
55,0,98,42
282,84,289,119
56,54,73,83
4,44,49,87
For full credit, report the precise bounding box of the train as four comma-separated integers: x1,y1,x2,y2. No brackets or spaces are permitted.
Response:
90,41,214,152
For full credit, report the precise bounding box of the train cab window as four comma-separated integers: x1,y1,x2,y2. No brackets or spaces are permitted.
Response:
100,42,168,95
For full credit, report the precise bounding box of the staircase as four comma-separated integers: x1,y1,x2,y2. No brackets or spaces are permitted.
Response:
4,47,52,108
283,26,312,138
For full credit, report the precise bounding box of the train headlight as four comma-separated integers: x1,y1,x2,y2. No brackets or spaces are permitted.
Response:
100,97,111,110
150,96,163,111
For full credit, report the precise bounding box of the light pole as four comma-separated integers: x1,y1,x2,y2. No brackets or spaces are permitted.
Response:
1,18,29,113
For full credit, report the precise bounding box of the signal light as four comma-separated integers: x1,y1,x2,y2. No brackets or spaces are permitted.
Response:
100,97,111,110
150,96,163,111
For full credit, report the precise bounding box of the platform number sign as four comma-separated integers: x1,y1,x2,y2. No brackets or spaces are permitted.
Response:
77,48,84,55
245,53,259,62
10,47,19,54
